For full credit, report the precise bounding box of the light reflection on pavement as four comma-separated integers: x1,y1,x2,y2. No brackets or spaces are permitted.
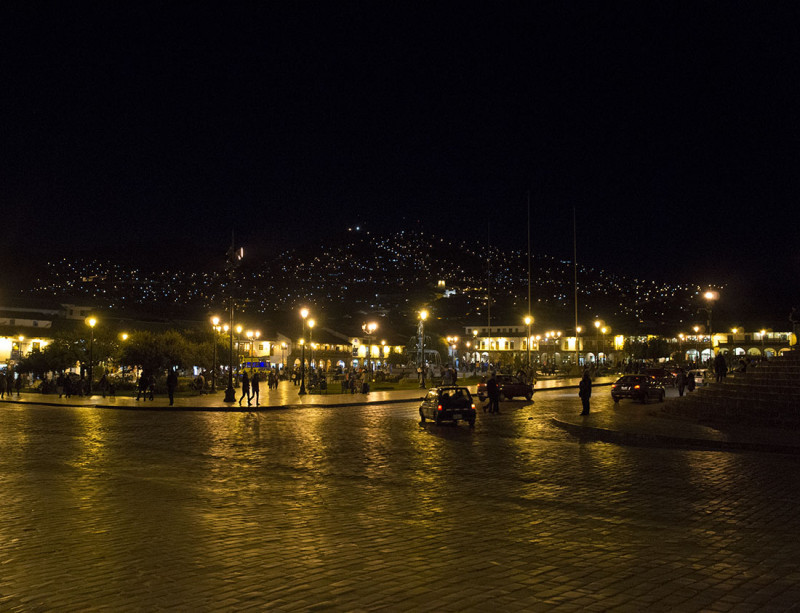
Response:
1,394,799,611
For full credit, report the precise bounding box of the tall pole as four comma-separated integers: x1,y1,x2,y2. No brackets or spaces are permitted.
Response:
573,206,579,371
89,326,94,394
299,308,309,396
224,233,242,403
487,222,491,367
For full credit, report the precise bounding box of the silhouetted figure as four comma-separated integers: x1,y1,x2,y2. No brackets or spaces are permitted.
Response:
486,373,500,414
239,370,251,406
167,369,178,406
579,371,592,415
676,368,686,397
251,371,260,406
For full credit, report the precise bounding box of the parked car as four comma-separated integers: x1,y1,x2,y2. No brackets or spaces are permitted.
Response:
419,386,477,427
646,368,677,388
611,375,666,404
476,375,534,401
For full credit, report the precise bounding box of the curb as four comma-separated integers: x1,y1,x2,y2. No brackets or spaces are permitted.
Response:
550,417,800,455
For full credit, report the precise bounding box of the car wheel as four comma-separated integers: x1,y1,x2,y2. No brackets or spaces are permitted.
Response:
434,414,441,426
525,392,533,401
478,395,486,402
639,394,647,404
468,418,475,428
612,396,620,404
419,409,426,423
659,391,665,403
505,394,514,400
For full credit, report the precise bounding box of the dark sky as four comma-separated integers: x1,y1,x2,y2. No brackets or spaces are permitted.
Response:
2,2,799,313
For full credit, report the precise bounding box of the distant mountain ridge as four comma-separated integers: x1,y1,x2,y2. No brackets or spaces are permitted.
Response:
26,230,703,333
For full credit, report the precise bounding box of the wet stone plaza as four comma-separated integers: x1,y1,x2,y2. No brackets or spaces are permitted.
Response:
2,392,800,611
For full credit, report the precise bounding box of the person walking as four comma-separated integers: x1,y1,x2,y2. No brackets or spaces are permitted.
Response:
486,373,500,414
251,371,261,406
14,374,23,397
136,371,147,401
676,368,687,397
239,369,251,406
167,368,178,406
714,352,728,383
579,370,592,415
687,371,696,392
0,370,6,400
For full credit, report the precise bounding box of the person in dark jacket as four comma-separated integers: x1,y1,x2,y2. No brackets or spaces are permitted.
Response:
676,368,687,397
239,370,251,406
486,374,500,414
167,368,178,406
250,371,261,406
579,371,592,415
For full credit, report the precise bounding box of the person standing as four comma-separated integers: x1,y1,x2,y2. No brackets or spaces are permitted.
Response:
0,370,6,400
167,368,178,406
687,371,696,393
579,371,592,415
251,371,261,406
676,368,687,397
486,373,500,414
714,353,728,383
239,369,251,406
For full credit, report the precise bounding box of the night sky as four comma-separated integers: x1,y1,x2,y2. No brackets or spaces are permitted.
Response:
2,3,799,315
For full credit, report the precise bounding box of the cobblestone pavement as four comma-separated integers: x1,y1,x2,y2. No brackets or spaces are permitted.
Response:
2,390,800,611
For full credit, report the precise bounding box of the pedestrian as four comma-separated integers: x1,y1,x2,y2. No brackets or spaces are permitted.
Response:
239,369,251,406
579,370,592,415
687,371,696,392
0,370,6,400
56,372,65,398
148,373,156,400
14,374,23,397
136,371,147,401
167,368,178,406
676,368,686,397
486,373,500,414
714,352,728,383
64,374,73,398
251,371,260,406
99,372,108,398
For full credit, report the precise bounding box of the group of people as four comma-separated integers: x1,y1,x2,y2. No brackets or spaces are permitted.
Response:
237,370,262,407
0,370,22,399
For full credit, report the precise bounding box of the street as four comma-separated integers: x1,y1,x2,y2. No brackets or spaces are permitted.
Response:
2,390,799,611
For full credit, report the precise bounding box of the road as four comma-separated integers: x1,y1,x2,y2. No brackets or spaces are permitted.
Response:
2,391,799,611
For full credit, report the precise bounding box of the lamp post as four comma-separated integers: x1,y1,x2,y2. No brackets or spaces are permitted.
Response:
760,329,767,354
211,316,220,392
575,326,582,370
308,319,315,370
299,308,309,395
418,310,428,388
85,316,97,394
224,237,243,404
703,290,719,359
281,342,287,373
678,333,685,363
601,326,608,364
524,315,533,370
362,322,377,380
593,320,602,364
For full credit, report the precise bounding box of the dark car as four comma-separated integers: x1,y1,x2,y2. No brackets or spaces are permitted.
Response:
611,375,666,404
476,375,534,401
419,386,477,427
646,368,676,388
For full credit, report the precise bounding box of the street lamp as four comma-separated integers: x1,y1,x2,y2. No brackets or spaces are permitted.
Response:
760,329,767,354
362,321,378,380
524,315,533,369
299,308,309,395
575,325,582,370
85,316,97,394
703,290,720,358
308,319,316,370
211,316,220,392
418,310,428,388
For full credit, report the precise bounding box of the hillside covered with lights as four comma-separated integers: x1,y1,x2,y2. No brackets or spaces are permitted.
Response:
26,230,703,332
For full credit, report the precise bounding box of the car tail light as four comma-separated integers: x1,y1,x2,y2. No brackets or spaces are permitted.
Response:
611,384,617,389
471,404,475,410
437,404,443,411
634,384,640,389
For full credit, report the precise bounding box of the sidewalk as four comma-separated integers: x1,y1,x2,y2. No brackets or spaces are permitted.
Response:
0,376,616,412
